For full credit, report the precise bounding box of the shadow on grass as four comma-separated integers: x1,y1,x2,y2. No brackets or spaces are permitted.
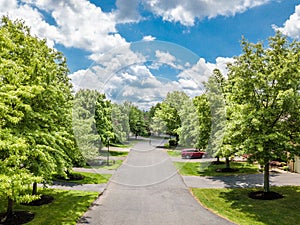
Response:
216,186,300,225
206,171,282,188
0,189,99,225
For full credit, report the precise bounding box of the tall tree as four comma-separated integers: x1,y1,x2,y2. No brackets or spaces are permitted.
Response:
95,94,114,147
73,89,101,159
226,32,300,192
111,103,130,142
152,91,189,140
0,16,80,218
204,70,227,159
193,94,212,150
177,98,199,148
129,104,147,138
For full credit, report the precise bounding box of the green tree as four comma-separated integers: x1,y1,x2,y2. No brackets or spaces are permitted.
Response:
204,70,227,161
152,91,189,140
226,32,300,192
95,94,114,147
177,98,199,148
0,17,80,219
193,94,212,150
73,89,101,159
111,103,130,142
129,104,147,138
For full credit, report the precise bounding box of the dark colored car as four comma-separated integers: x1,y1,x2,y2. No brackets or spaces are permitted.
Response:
181,149,205,159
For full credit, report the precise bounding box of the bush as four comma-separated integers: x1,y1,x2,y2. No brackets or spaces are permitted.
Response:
169,139,178,147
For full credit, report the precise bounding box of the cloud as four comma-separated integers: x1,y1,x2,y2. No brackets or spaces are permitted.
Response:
276,4,300,39
69,39,234,110
142,0,270,26
115,0,141,23
142,35,156,41
1,0,128,52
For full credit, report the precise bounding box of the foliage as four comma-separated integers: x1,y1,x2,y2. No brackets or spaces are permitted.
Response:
193,94,211,149
128,103,148,137
0,189,99,225
73,89,101,159
204,71,227,157
0,17,81,216
192,186,300,225
151,91,189,139
111,103,130,142
226,32,300,192
177,99,200,147
95,93,114,147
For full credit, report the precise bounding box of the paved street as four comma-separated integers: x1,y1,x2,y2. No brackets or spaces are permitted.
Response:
77,139,235,225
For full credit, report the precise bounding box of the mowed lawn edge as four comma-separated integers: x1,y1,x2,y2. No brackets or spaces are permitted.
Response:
54,171,112,184
0,189,99,225
174,161,259,176
192,186,300,225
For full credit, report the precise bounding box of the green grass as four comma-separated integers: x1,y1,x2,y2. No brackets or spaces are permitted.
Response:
167,150,181,157
0,189,98,225
192,186,300,225
174,161,259,176
85,159,123,170
99,150,129,157
55,172,111,184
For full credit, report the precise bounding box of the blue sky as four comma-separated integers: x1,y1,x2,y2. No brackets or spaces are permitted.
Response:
2,0,300,108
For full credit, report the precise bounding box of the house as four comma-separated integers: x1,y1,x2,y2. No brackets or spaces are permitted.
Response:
289,156,300,173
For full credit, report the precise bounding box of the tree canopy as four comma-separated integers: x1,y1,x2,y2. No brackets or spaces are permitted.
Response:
225,32,300,192
0,17,80,217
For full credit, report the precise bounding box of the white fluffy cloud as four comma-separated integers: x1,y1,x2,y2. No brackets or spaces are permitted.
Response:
70,43,233,109
142,0,270,26
276,4,300,39
1,0,127,51
142,35,156,41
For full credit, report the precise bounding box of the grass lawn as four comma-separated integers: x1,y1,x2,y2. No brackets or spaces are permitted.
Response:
85,159,123,170
99,150,129,157
0,189,98,225
192,186,300,225
55,172,111,184
167,150,181,157
174,161,259,176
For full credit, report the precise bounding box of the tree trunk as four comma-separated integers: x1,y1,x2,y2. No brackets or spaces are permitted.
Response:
32,182,37,195
216,156,220,162
6,198,13,217
225,157,230,169
263,162,270,192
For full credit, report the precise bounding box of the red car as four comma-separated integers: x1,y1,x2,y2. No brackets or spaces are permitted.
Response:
181,149,205,159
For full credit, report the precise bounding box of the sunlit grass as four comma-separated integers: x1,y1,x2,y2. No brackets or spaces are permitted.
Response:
54,172,111,184
192,186,300,225
174,161,259,176
167,150,181,157
0,189,99,225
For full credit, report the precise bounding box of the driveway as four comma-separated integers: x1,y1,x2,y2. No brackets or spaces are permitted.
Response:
77,139,235,225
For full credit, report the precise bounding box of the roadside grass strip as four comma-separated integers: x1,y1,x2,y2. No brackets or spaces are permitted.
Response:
167,150,181,157
174,161,259,176
54,172,112,185
192,186,300,225
84,159,123,170
0,189,99,225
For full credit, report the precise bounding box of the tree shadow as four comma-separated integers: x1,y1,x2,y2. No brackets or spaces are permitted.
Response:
201,172,300,224
206,171,281,188
214,186,300,225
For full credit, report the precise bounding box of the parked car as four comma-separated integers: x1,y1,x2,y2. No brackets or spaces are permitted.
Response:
181,149,205,159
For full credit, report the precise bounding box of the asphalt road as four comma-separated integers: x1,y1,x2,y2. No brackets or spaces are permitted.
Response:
77,139,235,225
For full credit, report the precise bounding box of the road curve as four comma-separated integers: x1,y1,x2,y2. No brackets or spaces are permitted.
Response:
77,139,235,225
